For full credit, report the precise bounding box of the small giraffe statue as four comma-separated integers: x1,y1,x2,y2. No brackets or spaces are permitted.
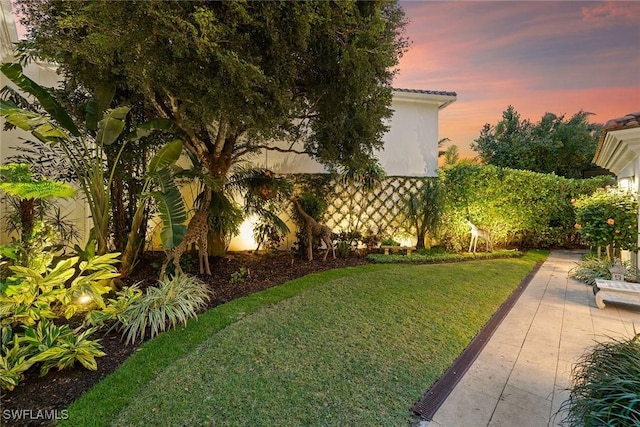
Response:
160,189,212,278
466,218,493,253
290,197,335,261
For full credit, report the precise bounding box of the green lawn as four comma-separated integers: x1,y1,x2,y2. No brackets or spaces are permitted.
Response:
367,248,522,263
63,250,547,426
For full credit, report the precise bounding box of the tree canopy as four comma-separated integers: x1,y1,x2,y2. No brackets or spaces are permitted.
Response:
471,106,603,178
15,0,409,178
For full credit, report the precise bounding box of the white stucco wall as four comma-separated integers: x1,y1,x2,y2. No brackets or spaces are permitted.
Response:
376,97,439,177
259,91,450,177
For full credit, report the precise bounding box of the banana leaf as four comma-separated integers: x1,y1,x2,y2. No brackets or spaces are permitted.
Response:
126,118,178,142
148,139,183,174
85,83,116,130
0,63,80,136
151,168,187,250
96,106,130,146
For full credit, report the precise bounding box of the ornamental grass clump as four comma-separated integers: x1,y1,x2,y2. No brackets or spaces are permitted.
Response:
118,275,210,345
573,188,638,261
562,334,640,426
568,254,612,286
569,254,639,285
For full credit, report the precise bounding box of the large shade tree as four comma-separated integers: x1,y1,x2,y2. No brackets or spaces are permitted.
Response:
15,0,408,180
471,106,602,179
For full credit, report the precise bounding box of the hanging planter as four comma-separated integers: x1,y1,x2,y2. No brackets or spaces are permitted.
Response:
256,169,278,201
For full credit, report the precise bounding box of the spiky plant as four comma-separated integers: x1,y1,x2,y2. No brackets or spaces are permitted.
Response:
562,334,640,426
118,275,210,345
568,254,612,286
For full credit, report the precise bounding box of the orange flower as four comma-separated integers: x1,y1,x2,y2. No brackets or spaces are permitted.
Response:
574,224,582,229
607,218,615,225
615,229,621,234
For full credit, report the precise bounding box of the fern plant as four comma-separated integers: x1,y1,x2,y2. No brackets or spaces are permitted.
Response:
118,275,210,344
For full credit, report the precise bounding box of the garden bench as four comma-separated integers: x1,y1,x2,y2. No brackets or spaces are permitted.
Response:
381,245,416,256
593,279,640,309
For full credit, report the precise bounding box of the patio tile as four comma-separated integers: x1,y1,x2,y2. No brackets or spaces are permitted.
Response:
550,388,571,427
507,358,556,400
430,384,498,427
427,251,634,427
488,385,551,427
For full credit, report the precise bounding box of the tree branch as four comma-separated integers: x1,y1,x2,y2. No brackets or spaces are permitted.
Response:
254,145,311,155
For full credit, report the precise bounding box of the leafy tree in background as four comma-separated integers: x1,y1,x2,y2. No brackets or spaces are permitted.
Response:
15,0,408,178
471,106,602,178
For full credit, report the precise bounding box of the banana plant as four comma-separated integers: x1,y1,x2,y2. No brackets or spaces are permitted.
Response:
0,62,177,255
119,139,188,276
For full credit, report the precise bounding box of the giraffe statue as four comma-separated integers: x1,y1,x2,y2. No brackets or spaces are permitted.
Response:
160,188,212,278
466,218,493,253
290,197,335,261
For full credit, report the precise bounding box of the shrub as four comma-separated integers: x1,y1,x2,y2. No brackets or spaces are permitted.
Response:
230,267,248,285
562,334,640,426
569,254,639,286
334,230,361,257
574,188,638,260
0,320,105,390
0,250,141,390
440,164,614,250
23,320,105,376
118,275,211,345
0,327,33,390
380,237,400,246
0,253,122,327
367,249,521,264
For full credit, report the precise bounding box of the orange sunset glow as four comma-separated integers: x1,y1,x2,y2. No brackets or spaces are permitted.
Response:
394,1,640,159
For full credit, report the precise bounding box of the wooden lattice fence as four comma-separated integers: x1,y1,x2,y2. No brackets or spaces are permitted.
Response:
289,174,428,240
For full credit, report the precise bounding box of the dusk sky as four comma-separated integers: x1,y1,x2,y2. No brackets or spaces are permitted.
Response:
394,1,640,158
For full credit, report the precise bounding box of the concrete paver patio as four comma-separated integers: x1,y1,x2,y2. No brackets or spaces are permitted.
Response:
427,250,640,427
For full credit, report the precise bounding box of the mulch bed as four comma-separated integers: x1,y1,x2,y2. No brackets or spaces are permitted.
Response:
1,251,369,426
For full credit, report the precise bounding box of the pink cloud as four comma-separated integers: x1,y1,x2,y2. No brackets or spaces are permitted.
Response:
582,1,638,26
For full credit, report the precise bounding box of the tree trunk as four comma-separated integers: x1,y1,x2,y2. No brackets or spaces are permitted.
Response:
111,176,126,251
19,198,36,243
208,233,227,257
415,232,425,250
119,198,148,276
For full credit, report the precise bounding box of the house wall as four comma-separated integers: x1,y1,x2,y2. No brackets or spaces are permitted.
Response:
378,97,439,177
1,88,446,251
259,95,442,178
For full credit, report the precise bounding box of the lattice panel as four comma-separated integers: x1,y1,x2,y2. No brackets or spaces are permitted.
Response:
290,174,427,238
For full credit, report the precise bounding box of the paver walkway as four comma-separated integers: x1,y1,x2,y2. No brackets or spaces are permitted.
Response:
427,249,640,427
